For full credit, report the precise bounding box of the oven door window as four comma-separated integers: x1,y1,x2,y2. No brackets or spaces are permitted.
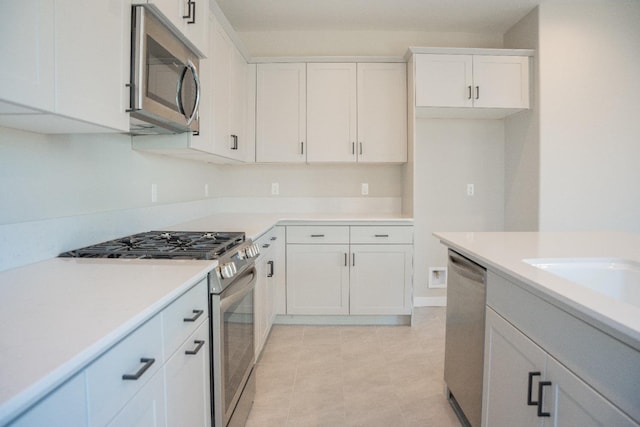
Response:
223,289,254,411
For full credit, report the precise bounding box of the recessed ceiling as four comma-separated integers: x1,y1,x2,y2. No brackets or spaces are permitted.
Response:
216,0,546,33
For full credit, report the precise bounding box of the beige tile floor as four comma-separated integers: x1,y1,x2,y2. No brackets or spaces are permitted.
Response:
245,307,462,427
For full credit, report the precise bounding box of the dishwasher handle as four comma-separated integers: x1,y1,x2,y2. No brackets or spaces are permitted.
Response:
448,250,486,283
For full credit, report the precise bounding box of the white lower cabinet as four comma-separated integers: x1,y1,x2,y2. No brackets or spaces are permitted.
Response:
255,226,285,359
107,369,166,427
165,321,211,427
8,374,88,427
483,308,637,427
286,244,350,315
349,244,412,315
285,225,413,316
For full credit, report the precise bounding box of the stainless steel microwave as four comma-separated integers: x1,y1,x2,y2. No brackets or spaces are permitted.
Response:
128,5,201,135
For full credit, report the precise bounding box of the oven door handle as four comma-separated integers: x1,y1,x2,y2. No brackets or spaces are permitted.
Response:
220,267,256,312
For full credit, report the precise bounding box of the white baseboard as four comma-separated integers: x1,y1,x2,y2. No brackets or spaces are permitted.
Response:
414,296,447,307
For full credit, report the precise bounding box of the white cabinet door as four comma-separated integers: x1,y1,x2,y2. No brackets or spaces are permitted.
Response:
307,63,357,163
543,356,637,427
9,374,88,427
211,20,234,158
0,0,54,112
165,320,211,427
356,63,407,163
144,0,207,55
273,226,287,315
210,17,250,162
415,54,473,108
483,308,546,427
286,244,350,315
107,370,166,427
56,0,129,132
349,245,412,315
256,63,307,163
473,55,530,109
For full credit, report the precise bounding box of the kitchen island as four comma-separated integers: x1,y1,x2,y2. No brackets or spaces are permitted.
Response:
435,232,640,426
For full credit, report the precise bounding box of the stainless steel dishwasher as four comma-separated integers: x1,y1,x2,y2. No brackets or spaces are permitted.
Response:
444,249,487,427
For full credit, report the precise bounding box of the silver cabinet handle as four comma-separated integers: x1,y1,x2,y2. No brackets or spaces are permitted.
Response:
230,135,238,150
183,309,204,322
352,142,355,155
359,142,363,155
374,234,389,238
300,141,304,155
468,85,472,100
475,86,480,100
270,236,277,241
344,253,348,266
185,340,205,355
122,358,155,380
310,234,325,238
352,253,355,266
262,243,270,248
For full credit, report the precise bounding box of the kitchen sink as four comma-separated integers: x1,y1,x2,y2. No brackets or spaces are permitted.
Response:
524,258,640,309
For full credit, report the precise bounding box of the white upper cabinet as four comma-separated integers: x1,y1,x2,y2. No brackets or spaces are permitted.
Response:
415,53,530,111
356,63,407,163
256,63,307,163
140,0,208,55
0,0,55,113
0,0,130,133
210,16,254,162
415,54,473,108
55,0,129,131
307,63,358,163
472,55,530,109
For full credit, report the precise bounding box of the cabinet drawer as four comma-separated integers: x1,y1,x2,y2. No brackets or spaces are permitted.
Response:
162,278,208,359
286,226,349,244
350,226,413,244
255,227,279,256
87,314,163,427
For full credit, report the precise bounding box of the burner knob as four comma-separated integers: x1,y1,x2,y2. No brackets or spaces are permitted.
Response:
246,244,260,258
220,262,237,279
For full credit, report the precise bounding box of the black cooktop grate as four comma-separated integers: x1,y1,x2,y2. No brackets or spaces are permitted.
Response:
60,231,245,260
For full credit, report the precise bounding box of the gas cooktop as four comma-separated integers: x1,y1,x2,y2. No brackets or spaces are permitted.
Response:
60,230,245,260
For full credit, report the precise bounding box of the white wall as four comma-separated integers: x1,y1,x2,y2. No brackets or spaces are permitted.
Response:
413,119,505,300
537,0,640,231
503,8,540,231
238,30,503,57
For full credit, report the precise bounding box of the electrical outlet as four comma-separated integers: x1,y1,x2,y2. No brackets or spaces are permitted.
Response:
151,183,157,203
467,183,475,196
361,183,369,195
271,183,279,195
429,267,448,288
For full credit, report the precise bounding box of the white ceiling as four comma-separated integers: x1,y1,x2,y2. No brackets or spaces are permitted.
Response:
216,0,551,33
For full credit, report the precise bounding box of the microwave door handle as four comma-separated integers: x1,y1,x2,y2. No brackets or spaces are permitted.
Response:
129,6,145,111
176,60,200,125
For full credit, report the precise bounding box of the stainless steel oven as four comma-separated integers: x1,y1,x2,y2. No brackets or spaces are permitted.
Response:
210,265,256,427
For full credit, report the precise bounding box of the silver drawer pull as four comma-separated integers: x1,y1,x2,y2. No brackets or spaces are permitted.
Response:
310,234,325,238
374,234,389,238
122,358,155,380
185,340,205,355
183,309,204,322
270,236,277,241
262,243,270,248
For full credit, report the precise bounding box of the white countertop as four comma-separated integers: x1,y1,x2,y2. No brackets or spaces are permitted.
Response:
170,212,413,241
0,257,215,424
434,231,640,350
